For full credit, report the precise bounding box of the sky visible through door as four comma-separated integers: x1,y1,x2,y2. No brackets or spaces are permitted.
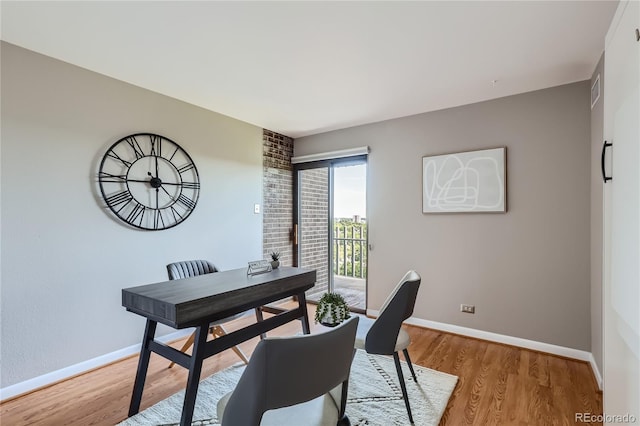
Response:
334,164,366,219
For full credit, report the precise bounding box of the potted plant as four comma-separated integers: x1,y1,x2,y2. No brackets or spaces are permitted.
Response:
270,251,280,269
315,292,350,327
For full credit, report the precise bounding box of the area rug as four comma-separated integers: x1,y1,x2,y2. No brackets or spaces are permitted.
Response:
119,350,457,426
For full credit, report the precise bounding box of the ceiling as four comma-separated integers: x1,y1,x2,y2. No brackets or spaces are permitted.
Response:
1,1,617,138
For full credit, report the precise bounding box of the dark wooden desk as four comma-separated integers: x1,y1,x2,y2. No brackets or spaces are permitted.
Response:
122,266,316,426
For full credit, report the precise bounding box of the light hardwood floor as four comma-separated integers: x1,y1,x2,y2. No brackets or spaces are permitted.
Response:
1,303,602,425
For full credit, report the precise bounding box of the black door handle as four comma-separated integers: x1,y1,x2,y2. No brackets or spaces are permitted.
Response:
601,141,612,183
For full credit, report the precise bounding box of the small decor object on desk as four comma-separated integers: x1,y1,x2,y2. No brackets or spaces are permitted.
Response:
270,251,280,269
247,260,272,276
315,292,350,327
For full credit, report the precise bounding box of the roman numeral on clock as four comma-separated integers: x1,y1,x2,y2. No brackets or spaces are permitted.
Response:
181,181,200,190
176,194,196,210
126,203,145,224
150,135,162,157
99,172,127,182
106,191,132,207
125,136,145,159
177,163,195,174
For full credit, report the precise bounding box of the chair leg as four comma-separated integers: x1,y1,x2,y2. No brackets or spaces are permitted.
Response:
393,352,414,424
402,348,417,382
336,378,351,426
337,415,351,426
168,331,196,368
213,325,249,364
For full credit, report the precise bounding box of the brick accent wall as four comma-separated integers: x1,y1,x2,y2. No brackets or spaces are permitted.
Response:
263,130,293,266
262,129,329,299
299,168,329,298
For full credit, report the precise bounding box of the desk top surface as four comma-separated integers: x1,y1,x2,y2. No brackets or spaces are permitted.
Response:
122,267,316,328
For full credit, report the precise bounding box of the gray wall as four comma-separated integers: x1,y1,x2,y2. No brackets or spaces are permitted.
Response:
1,43,263,387
296,82,591,350
590,53,604,375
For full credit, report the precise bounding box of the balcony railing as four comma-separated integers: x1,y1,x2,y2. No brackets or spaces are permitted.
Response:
333,222,367,279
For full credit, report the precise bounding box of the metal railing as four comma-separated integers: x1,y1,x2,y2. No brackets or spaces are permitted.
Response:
333,223,367,279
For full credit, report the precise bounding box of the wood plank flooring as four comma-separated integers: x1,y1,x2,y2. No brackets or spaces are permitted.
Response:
0,303,602,425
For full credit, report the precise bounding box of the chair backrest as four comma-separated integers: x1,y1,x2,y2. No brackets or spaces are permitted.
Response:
365,270,421,355
166,260,218,280
221,316,359,426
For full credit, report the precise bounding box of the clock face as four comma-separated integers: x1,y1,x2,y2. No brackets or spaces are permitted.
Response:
98,133,200,230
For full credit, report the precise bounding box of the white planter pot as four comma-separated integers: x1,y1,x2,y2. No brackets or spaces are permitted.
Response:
318,303,348,327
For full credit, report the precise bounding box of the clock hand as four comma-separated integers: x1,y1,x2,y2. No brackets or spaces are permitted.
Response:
127,177,182,186
126,178,153,183
155,156,159,180
123,176,182,187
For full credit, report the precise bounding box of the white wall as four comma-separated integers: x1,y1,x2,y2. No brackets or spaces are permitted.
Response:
0,42,263,388
296,82,592,351
590,52,604,379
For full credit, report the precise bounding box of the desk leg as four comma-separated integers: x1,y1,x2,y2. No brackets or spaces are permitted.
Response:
180,325,208,426
128,319,157,416
255,307,267,340
298,292,311,334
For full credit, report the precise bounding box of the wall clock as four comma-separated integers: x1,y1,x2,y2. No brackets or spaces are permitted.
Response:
98,133,200,230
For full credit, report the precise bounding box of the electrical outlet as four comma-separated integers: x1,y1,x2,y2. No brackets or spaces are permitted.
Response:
254,204,260,214
460,304,475,314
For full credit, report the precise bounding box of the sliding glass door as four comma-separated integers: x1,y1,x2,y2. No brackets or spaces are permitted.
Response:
293,156,367,312
296,166,331,301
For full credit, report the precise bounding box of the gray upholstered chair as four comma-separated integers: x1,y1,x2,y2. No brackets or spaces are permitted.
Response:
354,270,421,424
167,259,218,280
166,260,249,368
217,316,359,426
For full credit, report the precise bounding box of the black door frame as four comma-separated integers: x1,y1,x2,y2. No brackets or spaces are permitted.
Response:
292,155,367,310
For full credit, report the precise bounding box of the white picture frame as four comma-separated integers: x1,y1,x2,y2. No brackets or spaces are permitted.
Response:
422,147,507,213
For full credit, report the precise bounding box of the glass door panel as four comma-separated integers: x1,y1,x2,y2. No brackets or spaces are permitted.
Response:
297,167,330,302
332,164,367,311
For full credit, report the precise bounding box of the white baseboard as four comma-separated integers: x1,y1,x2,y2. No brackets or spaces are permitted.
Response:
367,309,595,363
0,329,192,402
588,353,604,390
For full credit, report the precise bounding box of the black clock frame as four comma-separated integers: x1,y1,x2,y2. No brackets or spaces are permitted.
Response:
98,133,200,231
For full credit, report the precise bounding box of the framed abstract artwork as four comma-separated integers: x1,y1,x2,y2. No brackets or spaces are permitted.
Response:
422,147,506,213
